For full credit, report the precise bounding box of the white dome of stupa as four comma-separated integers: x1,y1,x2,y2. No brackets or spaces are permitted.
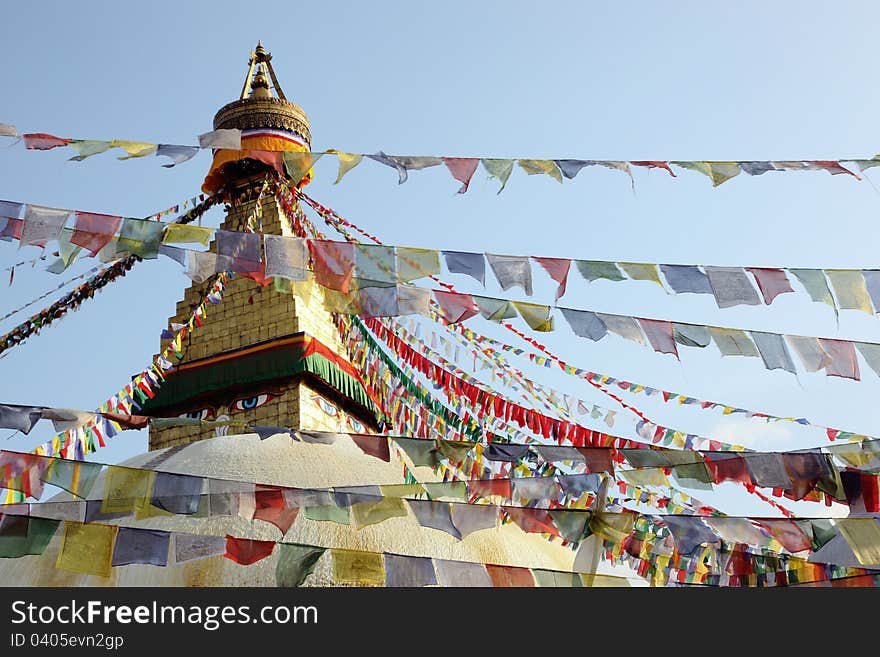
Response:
0,432,635,586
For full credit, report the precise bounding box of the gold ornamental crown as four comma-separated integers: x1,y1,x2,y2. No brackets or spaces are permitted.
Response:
212,42,311,147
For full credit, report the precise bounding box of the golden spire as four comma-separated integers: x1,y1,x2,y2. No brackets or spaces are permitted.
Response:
239,41,288,101
214,42,310,146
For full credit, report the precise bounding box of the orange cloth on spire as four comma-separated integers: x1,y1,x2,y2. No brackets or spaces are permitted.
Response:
201,135,312,193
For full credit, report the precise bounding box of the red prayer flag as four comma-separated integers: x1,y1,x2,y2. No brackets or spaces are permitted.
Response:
745,268,794,305
71,212,122,256
532,256,571,300
485,564,535,587
253,487,300,534
811,160,860,179
468,478,512,500
442,157,480,194
577,447,615,474
861,474,879,513
756,519,811,553
246,150,284,176
239,260,274,286
504,507,560,537
0,218,23,241
309,239,355,293
705,454,751,484
817,338,860,380
350,434,391,462
433,290,479,323
224,535,276,565
23,133,71,150
100,413,149,430
630,161,676,176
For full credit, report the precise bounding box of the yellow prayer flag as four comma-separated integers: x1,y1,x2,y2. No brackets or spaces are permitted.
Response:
111,140,158,160
350,497,407,530
825,270,874,314
512,301,554,332
331,549,385,585
707,162,742,186
56,522,117,578
162,223,214,246
830,444,874,467
671,161,712,178
589,512,634,542
837,519,880,566
580,573,630,588
517,159,563,183
101,466,155,515
396,247,440,282
378,483,426,498
327,149,363,184
322,288,361,314
283,151,323,185
618,262,664,287
620,469,669,487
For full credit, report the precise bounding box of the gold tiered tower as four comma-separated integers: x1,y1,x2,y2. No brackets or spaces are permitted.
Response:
145,44,377,451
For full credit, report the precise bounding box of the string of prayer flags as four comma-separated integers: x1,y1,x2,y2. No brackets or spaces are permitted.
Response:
11,194,880,321
7,122,874,191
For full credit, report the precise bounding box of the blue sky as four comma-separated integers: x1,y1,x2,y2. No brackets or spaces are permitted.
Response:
1,1,879,517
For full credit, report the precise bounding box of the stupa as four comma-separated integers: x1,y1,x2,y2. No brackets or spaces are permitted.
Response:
0,44,602,586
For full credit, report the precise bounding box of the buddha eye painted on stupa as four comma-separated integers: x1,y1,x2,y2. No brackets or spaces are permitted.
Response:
178,391,280,422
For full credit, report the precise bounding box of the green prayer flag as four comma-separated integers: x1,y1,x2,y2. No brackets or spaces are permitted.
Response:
481,158,514,193
532,569,583,587
117,218,164,259
790,269,836,310
436,439,474,464
575,260,625,282
549,509,591,543
394,438,438,467
350,497,406,529
809,519,838,551
423,481,467,500
0,516,60,558
41,459,102,499
275,543,326,587
304,505,350,525
672,462,714,487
